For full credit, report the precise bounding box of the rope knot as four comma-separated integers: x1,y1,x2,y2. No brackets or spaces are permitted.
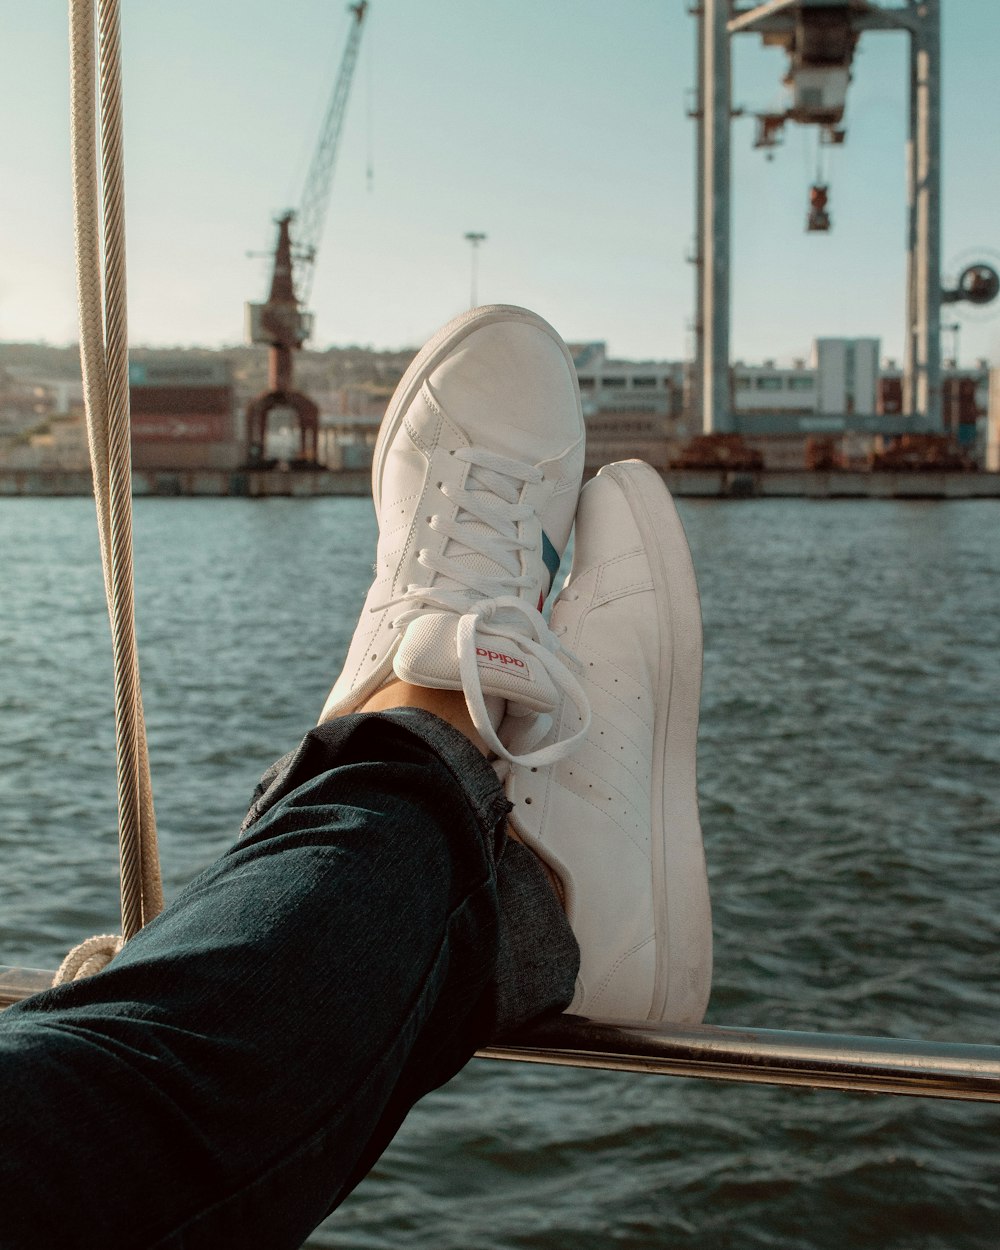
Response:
53,934,124,985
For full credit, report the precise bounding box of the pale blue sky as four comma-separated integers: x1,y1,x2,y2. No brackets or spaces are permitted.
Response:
1,1,998,364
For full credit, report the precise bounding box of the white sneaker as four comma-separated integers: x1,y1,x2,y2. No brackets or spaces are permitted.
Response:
505,461,712,1023
320,304,589,765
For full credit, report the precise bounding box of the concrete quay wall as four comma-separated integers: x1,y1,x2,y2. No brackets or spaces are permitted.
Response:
0,468,371,498
661,470,1000,500
2,468,1000,500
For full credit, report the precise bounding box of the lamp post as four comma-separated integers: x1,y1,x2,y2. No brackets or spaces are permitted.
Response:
464,232,487,308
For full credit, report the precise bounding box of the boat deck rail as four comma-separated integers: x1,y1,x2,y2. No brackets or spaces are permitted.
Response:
4,965,998,1103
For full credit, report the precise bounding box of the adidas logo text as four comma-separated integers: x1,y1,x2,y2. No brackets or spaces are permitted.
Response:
476,647,526,669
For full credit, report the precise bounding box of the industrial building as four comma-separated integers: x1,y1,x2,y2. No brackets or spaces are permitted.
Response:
0,340,993,479
0,356,239,473
570,343,685,472
571,336,991,471
129,358,240,472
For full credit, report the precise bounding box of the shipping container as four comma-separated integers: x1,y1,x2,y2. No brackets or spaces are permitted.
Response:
129,360,231,388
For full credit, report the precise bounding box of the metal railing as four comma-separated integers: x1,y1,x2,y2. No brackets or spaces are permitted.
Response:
482,1016,1000,1102
4,965,998,1103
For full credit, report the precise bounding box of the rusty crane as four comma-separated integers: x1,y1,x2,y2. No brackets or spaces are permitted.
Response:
244,1,368,468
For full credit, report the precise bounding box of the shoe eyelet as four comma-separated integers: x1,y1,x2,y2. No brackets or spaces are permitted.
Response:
524,797,533,805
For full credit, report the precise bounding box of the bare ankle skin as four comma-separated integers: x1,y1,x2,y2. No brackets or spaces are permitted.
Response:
359,680,491,756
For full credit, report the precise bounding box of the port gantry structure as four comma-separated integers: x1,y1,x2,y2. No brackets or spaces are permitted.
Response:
690,0,995,439
244,2,368,468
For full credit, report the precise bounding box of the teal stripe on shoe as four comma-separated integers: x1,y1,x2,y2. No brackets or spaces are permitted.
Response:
542,530,561,587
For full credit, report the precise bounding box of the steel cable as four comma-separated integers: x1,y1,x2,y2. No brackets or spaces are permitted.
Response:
57,0,163,981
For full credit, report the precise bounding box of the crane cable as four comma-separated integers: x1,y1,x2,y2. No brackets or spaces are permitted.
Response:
55,0,163,983
365,14,375,192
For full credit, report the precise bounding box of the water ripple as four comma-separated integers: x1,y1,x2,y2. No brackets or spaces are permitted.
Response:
2,496,999,1248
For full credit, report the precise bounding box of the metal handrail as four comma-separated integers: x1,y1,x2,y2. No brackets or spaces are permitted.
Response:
481,1016,1000,1102
3,966,998,1103
0,967,54,1007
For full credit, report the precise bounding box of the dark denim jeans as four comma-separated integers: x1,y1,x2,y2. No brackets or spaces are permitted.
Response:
0,710,578,1249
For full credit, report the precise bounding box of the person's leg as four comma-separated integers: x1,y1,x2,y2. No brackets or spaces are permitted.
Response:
0,708,577,1250
0,302,589,1249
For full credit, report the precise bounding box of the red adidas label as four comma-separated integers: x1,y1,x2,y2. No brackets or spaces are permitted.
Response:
476,646,529,678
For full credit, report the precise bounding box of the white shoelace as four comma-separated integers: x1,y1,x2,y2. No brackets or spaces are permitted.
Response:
455,595,590,767
374,447,590,767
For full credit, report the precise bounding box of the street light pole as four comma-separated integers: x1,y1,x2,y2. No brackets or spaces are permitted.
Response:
464,232,487,308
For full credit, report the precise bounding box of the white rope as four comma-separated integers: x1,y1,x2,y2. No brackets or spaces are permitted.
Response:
54,935,124,985
57,0,163,983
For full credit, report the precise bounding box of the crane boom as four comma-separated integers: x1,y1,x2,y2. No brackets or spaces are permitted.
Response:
295,0,368,306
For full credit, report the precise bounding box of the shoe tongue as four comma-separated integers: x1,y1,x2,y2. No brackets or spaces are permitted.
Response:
392,612,559,713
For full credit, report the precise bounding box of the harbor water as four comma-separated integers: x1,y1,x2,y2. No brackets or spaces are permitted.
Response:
1,495,999,1249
